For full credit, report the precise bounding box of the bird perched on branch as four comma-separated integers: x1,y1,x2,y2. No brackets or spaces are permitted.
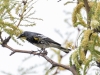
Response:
17,31,71,53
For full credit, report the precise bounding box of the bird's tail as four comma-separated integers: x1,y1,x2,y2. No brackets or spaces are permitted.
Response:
58,46,71,53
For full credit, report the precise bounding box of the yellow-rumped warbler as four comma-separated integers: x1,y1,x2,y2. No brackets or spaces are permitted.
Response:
18,31,71,53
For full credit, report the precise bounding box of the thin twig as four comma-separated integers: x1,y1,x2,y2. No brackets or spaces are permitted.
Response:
0,32,3,42
17,0,27,27
83,0,91,28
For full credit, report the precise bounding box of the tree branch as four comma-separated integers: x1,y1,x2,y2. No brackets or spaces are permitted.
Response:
1,36,11,47
83,0,91,61
2,44,77,75
17,0,27,27
83,0,91,28
0,32,3,42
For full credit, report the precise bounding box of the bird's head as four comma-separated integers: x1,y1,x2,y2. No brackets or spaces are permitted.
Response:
17,31,31,39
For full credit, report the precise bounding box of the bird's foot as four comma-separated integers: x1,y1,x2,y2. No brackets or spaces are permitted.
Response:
37,48,48,55
43,50,48,55
41,49,48,55
37,49,42,53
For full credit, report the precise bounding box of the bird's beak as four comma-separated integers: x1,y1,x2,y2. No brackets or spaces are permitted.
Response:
17,35,21,39
17,34,26,39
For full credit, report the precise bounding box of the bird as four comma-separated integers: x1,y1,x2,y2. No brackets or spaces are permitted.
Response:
17,31,71,53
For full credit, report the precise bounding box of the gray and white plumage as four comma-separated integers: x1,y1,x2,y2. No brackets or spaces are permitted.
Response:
18,31,71,53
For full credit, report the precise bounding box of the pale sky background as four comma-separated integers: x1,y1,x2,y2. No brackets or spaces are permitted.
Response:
0,0,100,75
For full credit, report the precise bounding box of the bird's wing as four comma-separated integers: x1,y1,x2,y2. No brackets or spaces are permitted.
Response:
43,37,61,46
37,34,61,46
30,32,43,41
31,32,61,46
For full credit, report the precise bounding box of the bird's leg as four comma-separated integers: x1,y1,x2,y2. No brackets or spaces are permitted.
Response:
41,48,47,55
41,48,45,52
38,49,42,53
37,48,47,55
37,48,42,52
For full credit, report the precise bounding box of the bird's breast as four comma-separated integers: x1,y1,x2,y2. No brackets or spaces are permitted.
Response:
26,37,48,49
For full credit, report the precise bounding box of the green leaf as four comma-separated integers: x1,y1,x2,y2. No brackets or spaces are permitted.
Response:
83,55,92,75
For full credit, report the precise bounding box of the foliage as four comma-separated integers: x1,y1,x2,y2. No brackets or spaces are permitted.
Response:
69,0,100,75
0,0,42,45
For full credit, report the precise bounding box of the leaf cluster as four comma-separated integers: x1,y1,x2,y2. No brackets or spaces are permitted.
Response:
0,0,42,45
70,0,100,75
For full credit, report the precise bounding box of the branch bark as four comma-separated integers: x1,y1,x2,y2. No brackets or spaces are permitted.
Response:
83,0,91,28
2,44,78,75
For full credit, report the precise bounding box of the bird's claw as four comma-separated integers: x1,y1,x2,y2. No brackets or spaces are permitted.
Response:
37,48,48,55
